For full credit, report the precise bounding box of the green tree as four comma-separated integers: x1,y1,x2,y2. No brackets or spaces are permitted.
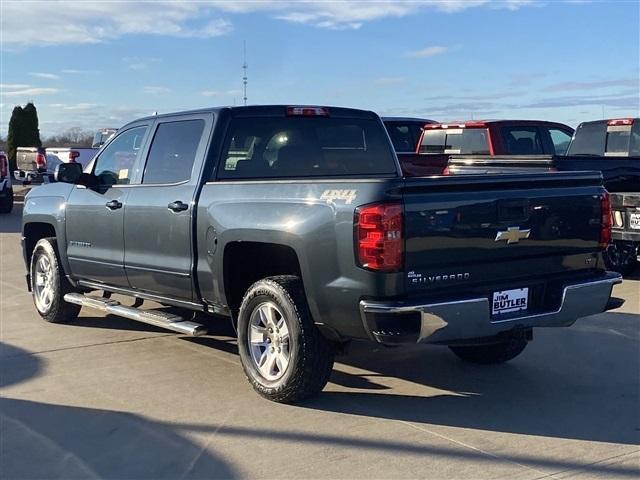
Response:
6,102,42,171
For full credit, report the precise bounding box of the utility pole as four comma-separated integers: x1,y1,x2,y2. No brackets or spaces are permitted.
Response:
242,41,248,106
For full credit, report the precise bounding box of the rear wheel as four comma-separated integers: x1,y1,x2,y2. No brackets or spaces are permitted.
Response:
237,275,334,403
449,337,528,364
30,238,81,323
0,188,13,214
604,242,638,276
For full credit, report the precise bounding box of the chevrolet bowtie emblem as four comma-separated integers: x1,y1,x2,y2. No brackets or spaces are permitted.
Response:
495,227,531,244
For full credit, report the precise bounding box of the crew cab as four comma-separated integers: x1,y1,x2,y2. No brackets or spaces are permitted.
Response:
402,120,573,176
0,151,14,213
21,105,621,403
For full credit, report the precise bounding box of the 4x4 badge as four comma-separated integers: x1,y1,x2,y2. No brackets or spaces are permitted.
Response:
495,227,531,244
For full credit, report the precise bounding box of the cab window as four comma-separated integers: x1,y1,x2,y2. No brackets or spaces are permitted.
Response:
548,128,572,155
94,126,148,186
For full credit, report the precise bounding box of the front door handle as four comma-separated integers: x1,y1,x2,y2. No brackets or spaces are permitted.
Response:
168,201,189,212
105,200,123,210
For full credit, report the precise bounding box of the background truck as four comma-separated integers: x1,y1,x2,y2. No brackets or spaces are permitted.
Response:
442,118,640,273
13,146,97,185
21,105,621,403
0,151,14,213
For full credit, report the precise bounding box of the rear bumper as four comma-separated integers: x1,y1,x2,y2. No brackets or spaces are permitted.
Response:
359,272,622,345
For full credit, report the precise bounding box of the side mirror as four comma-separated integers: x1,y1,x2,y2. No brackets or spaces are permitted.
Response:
54,162,83,184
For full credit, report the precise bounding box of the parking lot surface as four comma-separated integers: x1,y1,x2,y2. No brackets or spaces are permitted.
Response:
1,201,639,479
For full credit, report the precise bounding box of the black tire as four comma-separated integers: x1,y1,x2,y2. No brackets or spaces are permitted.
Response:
604,242,638,276
0,188,13,214
237,275,334,403
449,337,528,364
30,237,81,323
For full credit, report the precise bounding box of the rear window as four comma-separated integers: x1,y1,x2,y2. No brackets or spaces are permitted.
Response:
568,121,640,157
567,121,607,156
419,128,490,155
501,127,544,155
218,117,397,179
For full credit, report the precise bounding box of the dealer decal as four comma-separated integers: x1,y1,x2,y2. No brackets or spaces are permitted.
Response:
320,189,357,204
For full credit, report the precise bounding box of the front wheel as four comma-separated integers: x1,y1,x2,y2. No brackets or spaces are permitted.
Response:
30,238,81,323
237,276,334,403
604,242,638,276
449,337,528,364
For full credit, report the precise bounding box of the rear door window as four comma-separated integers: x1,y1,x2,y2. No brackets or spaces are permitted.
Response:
548,128,573,155
419,128,489,154
385,123,423,152
142,119,205,184
219,116,397,179
501,127,544,155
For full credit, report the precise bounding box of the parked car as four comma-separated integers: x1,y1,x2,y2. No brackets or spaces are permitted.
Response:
382,117,435,153
402,120,574,176
0,151,14,213
21,105,621,403
14,143,99,185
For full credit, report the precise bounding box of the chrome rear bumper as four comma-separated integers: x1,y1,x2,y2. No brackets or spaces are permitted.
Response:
359,272,622,344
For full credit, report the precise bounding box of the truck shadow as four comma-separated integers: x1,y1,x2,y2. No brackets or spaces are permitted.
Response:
0,341,237,479
304,311,640,447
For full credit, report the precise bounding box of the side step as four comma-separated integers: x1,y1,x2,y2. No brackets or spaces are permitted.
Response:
63,293,208,336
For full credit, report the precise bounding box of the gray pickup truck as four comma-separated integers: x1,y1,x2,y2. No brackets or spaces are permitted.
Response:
21,105,622,403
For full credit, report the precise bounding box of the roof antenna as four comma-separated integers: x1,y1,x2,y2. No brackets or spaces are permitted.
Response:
242,40,248,106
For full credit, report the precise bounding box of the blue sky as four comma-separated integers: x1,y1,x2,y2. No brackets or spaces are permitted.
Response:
1,0,638,137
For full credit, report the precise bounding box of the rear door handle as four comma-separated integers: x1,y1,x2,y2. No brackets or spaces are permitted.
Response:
168,201,189,212
105,200,123,210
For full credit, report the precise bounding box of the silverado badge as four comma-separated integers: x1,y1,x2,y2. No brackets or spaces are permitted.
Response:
495,226,531,244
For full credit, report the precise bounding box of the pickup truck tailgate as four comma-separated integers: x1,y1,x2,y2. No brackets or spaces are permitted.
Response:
402,172,606,294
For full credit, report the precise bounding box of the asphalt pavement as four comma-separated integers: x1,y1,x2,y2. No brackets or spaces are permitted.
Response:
1,201,639,479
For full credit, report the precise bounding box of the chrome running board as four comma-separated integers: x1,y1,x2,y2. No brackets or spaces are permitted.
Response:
63,293,207,336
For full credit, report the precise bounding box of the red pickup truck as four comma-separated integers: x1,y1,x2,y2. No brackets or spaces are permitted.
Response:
398,120,574,176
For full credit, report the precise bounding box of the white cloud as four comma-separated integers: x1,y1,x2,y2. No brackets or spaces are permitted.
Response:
0,87,60,97
201,89,242,97
405,46,450,58
29,72,60,80
374,77,405,86
1,1,233,46
123,57,161,70
143,86,171,95
48,103,100,111
1,1,537,46
0,84,31,90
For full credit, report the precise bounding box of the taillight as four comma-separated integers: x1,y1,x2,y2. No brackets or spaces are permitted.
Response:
35,152,47,171
355,202,403,272
0,155,7,177
607,118,634,126
68,150,80,162
286,106,330,117
599,193,612,249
